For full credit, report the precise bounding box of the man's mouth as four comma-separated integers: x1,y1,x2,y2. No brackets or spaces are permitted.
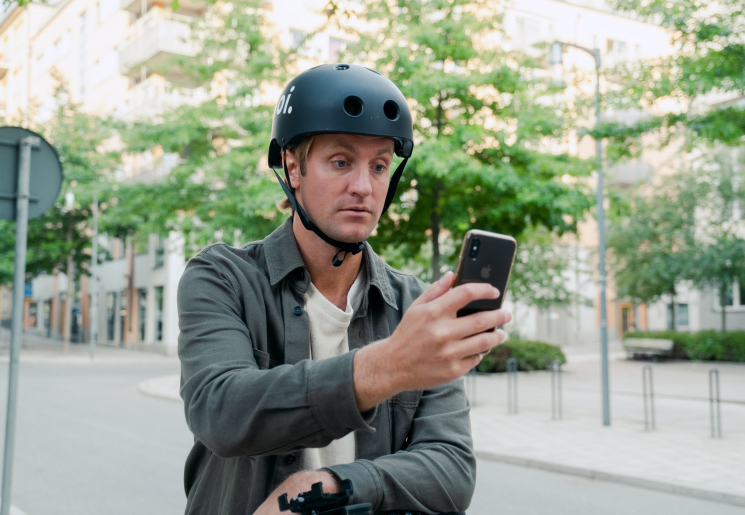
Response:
341,206,371,213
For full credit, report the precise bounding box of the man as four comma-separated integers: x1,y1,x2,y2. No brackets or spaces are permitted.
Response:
177,64,512,515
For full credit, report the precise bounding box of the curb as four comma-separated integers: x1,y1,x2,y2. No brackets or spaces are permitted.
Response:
137,375,182,403
475,450,745,508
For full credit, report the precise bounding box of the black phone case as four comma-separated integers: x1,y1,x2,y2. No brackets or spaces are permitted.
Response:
453,230,517,317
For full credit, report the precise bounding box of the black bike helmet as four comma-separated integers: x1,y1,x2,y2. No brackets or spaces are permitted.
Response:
268,63,414,267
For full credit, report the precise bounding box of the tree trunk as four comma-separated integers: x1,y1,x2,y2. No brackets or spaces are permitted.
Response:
431,95,443,282
431,182,442,282
63,225,73,354
669,287,676,332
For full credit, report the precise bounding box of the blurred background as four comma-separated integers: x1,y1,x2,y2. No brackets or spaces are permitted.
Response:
0,0,744,513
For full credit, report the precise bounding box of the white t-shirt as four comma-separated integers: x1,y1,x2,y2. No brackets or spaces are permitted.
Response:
299,265,366,471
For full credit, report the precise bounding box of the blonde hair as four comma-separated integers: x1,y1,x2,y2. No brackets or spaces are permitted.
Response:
278,135,315,212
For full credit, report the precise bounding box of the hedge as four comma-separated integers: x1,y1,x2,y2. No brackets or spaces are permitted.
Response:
476,338,566,373
625,330,745,362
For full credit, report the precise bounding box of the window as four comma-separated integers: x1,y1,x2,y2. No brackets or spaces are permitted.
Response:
289,28,305,49
154,236,165,268
515,17,543,51
94,48,119,84
667,304,689,329
154,286,163,342
329,37,350,62
98,0,118,24
106,292,116,341
137,289,147,342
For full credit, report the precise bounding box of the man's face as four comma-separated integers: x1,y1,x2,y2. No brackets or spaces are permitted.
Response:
287,133,395,244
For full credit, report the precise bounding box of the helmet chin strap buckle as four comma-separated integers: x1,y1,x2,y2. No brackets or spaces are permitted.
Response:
274,148,368,267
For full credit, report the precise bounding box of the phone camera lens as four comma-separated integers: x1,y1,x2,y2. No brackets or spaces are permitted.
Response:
469,238,481,259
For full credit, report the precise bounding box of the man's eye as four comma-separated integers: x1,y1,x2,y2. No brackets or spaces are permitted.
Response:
333,160,347,168
373,164,387,172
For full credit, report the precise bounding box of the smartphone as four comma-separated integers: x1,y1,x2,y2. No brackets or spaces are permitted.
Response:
452,229,517,318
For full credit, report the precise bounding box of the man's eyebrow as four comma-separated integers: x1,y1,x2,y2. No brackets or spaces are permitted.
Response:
376,146,394,156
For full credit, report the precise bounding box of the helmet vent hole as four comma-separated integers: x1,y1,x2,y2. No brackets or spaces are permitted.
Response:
335,64,350,70
383,100,400,121
343,96,364,117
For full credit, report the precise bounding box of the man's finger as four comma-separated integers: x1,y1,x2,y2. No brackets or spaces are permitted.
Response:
411,271,454,307
443,308,512,341
454,328,507,360
431,281,499,315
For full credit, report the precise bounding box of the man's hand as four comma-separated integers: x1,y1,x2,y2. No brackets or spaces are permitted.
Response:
353,271,511,411
253,469,341,515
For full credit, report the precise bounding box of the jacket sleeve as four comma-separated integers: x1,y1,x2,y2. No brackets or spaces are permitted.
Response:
178,250,376,459
326,378,475,515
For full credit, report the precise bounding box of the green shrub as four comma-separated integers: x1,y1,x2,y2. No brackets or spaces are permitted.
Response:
625,330,745,362
477,338,566,373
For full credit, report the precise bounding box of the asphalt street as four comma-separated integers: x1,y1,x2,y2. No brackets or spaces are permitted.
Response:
0,360,741,515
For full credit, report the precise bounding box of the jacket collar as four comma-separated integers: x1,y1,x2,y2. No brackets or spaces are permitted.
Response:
263,217,398,310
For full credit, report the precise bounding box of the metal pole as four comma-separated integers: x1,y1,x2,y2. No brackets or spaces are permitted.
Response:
642,365,655,431
594,53,611,427
709,369,722,438
1,136,38,515
89,197,98,360
507,357,518,414
551,359,563,420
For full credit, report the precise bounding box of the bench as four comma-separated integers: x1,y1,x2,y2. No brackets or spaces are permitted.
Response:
622,338,675,359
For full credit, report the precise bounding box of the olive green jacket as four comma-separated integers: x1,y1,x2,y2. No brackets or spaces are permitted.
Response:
177,217,475,515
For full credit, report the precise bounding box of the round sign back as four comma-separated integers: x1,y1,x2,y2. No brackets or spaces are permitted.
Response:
0,126,63,221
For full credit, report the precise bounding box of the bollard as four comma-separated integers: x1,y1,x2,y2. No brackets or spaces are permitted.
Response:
507,357,518,414
709,369,722,438
642,365,655,431
551,359,563,420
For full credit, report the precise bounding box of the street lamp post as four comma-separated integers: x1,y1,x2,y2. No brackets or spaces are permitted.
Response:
550,40,611,426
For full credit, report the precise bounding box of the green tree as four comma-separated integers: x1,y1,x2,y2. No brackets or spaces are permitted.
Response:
607,174,697,330
0,83,119,346
117,0,293,252
687,149,745,333
607,0,745,147
328,0,594,281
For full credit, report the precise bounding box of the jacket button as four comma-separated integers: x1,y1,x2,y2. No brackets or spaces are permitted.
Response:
293,306,303,316
295,269,305,280
284,453,297,465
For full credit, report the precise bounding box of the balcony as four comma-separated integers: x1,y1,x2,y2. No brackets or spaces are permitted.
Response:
120,0,205,15
116,75,206,119
119,11,197,80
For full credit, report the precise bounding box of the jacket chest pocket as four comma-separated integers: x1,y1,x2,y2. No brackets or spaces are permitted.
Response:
252,348,281,370
389,390,423,451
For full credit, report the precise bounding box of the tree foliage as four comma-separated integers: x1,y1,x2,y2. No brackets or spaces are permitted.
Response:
327,0,594,283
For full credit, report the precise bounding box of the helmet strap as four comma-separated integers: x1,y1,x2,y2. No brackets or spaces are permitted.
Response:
381,157,409,216
272,148,365,267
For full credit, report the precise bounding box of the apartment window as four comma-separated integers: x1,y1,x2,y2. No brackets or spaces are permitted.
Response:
79,12,87,101
154,236,165,268
94,48,119,84
667,304,689,329
289,28,305,49
329,37,349,62
106,292,116,341
515,16,543,51
154,286,163,342
98,0,118,24
137,289,147,342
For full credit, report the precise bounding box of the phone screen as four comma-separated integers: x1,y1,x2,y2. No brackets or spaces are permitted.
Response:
453,230,517,317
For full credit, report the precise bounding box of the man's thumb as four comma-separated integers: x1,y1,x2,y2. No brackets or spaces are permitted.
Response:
412,271,453,306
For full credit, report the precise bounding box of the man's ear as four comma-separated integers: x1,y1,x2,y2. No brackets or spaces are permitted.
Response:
284,149,301,189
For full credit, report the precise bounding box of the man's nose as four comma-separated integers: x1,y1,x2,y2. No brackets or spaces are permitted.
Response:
348,167,373,197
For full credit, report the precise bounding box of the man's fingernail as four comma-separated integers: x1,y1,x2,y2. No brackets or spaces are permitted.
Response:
496,329,506,339
440,271,451,285
493,287,500,297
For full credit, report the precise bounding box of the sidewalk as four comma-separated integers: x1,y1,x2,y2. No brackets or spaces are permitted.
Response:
137,346,745,507
0,328,178,364
468,349,745,507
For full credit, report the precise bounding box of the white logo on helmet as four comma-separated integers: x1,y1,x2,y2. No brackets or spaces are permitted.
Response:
276,86,295,115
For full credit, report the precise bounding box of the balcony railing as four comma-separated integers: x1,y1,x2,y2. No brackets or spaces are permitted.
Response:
119,11,197,77
0,54,10,80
